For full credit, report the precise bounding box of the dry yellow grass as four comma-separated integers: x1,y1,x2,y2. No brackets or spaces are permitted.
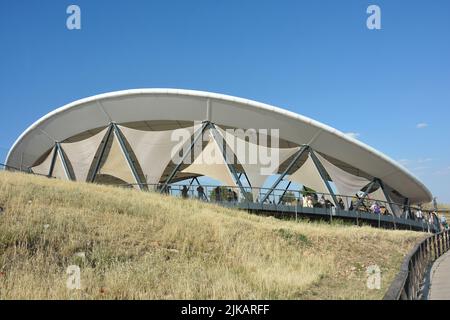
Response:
0,171,425,299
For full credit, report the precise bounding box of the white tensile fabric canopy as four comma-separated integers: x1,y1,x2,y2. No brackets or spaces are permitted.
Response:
314,152,371,209
369,187,403,217
368,187,401,217
219,127,300,201
369,187,388,206
60,128,108,182
51,152,69,180
287,154,335,205
118,125,194,185
31,146,70,180
98,131,139,188
181,130,237,188
7,89,431,204
31,147,55,176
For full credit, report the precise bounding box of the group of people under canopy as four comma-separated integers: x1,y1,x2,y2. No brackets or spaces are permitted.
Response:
173,181,448,233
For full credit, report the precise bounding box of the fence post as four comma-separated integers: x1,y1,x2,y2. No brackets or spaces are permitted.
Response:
378,212,381,228
418,243,425,277
444,231,447,251
447,230,450,250
430,237,434,261
434,235,439,260
410,257,416,299
445,231,448,252
445,231,449,252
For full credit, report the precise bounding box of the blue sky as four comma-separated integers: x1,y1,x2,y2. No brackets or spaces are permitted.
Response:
0,0,449,202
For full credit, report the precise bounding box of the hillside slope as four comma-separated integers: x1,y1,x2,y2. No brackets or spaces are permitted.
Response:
0,171,424,299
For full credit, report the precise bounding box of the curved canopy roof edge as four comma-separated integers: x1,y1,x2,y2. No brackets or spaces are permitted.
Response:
5,88,433,203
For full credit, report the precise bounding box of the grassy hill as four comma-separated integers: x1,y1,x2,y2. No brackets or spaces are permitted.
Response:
0,171,425,299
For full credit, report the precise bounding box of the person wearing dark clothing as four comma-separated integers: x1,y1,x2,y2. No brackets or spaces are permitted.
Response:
226,189,233,202
214,187,222,202
196,185,205,200
232,190,238,203
181,185,189,199
349,201,354,211
338,198,345,210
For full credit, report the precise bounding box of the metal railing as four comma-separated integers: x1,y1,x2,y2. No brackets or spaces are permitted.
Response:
0,163,25,172
384,229,450,300
1,162,446,233
121,182,444,233
0,163,49,177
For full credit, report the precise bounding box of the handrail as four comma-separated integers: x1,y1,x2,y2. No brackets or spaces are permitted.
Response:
122,182,444,224
117,182,444,233
1,162,446,233
384,229,450,300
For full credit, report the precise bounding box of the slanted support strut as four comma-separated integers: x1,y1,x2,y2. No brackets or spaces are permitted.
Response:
90,124,114,183
375,178,396,216
277,181,292,205
309,149,339,206
352,179,377,211
56,142,73,180
47,143,59,178
112,123,145,190
260,144,309,204
161,121,210,193
208,123,248,199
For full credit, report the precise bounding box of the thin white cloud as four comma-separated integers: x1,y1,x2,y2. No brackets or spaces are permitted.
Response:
416,123,428,129
345,132,360,139
398,159,433,173
434,167,450,176
412,166,430,171
398,159,410,166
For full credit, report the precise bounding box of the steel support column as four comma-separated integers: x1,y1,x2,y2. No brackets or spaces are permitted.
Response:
242,171,252,188
89,124,114,183
56,142,73,180
376,178,397,216
112,123,145,190
403,197,411,219
352,179,377,212
47,144,59,178
208,123,248,199
187,177,196,190
260,144,309,204
309,149,339,206
277,181,292,205
161,121,210,193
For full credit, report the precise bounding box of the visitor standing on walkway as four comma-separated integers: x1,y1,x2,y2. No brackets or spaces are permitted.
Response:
181,185,189,199
197,185,205,200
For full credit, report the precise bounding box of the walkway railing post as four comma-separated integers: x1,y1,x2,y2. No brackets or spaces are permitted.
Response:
378,211,381,228
445,230,450,250
384,230,450,300
434,236,439,260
